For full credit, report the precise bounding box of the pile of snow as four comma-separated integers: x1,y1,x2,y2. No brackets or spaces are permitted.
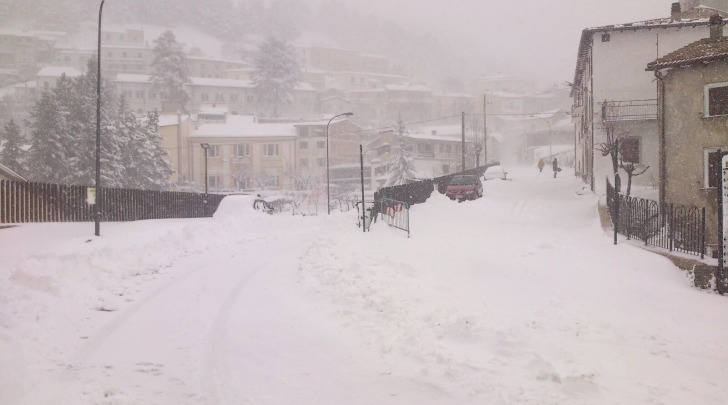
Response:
1,166,726,404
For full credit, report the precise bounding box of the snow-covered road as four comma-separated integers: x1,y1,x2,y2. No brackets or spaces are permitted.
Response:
1,167,727,405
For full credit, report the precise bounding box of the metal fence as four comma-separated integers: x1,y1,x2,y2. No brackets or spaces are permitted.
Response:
376,197,410,237
606,178,705,258
0,180,224,224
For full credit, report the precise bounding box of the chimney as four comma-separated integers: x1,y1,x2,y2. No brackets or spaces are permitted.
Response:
672,2,681,21
710,13,724,40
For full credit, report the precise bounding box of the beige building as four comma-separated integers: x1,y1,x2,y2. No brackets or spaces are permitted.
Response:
158,113,197,186
185,115,362,193
646,14,728,252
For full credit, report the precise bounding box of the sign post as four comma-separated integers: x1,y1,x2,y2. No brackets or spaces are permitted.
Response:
719,153,728,294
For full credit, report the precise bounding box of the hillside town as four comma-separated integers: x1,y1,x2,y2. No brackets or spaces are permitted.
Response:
0,0,727,252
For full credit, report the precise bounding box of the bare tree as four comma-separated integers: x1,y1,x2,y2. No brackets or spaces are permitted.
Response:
619,157,650,198
596,122,624,192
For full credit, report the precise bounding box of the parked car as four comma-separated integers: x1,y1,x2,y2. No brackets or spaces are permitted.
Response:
445,175,483,201
483,165,508,180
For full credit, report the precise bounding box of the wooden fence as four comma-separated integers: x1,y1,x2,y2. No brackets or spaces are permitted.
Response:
0,180,225,224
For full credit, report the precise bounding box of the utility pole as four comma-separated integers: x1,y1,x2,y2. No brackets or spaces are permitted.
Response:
461,111,465,171
483,94,487,165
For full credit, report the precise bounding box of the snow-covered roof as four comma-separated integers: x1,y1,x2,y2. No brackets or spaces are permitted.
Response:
158,114,191,127
571,9,728,92
414,124,462,137
408,132,462,142
191,115,297,138
385,83,432,92
0,162,27,182
115,74,151,84
190,77,253,88
36,66,83,78
647,29,728,71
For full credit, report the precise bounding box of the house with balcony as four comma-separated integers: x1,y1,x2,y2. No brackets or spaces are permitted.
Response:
646,13,728,255
570,2,728,192
366,125,468,189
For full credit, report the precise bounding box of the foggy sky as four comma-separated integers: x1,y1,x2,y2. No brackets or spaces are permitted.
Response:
315,0,671,87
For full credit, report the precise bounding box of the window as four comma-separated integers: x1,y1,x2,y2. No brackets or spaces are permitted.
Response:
201,93,209,102
264,143,279,156
619,137,640,164
235,144,249,157
300,141,308,149
208,175,219,189
317,140,326,149
705,148,728,188
300,158,308,167
206,145,220,158
318,158,326,167
704,82,728,117
601,33,611,42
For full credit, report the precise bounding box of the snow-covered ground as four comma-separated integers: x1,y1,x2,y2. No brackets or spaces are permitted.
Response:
1,166,726,405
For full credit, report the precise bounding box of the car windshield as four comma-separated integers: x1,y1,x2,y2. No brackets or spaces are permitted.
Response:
450,177,476,185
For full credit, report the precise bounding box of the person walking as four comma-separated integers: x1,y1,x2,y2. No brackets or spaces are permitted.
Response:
552,157,559,178
537,159,545,172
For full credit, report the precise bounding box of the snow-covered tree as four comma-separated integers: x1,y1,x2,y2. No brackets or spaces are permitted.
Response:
150,30,191,110
0,119,27,175
26,58,173,189
27,75,75,183
138,111,174,190
384,117,416,187
252,35,299,117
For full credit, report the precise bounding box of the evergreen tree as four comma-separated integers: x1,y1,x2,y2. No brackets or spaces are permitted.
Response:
26,58,173,189
252,35,299,117
0,119,27,175
120,104,173,190
142,111,174,190
150,31,191,110
27,75,74,183
384,117,416,187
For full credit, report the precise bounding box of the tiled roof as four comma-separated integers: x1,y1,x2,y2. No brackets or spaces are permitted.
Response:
646,36,728,70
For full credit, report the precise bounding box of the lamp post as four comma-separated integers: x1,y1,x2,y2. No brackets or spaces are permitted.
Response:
94,0,105,237
326,112,353,215
530,114,553,160
200,143,209,194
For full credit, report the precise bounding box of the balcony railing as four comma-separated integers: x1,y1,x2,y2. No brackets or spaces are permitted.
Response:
602,99,657,122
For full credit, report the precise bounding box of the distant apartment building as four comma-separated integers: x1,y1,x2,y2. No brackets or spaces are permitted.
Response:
180,114,362,193
0,30,62,80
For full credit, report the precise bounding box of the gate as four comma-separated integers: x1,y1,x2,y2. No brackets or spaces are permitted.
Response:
377,197,410,237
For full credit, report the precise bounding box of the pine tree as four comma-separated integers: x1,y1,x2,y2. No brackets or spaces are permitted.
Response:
143,111,173,190
384,117,417,187
150,31,191,110
0,119,27,175
26,57,173,189
27,75,75,183
252,35,299,117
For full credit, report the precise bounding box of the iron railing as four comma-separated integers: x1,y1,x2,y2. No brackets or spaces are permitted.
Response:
606,178,705,258
602,99,657,122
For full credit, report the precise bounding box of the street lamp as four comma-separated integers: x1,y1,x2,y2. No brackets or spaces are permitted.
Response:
200,143,209,194
94,0,105,237
530,114,553,160
326,112,353,215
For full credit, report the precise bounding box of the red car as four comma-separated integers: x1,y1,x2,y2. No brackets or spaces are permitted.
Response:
445,175,483,201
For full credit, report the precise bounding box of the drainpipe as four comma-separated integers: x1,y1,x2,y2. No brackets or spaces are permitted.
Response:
654,70,666,207
589,40,595,192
